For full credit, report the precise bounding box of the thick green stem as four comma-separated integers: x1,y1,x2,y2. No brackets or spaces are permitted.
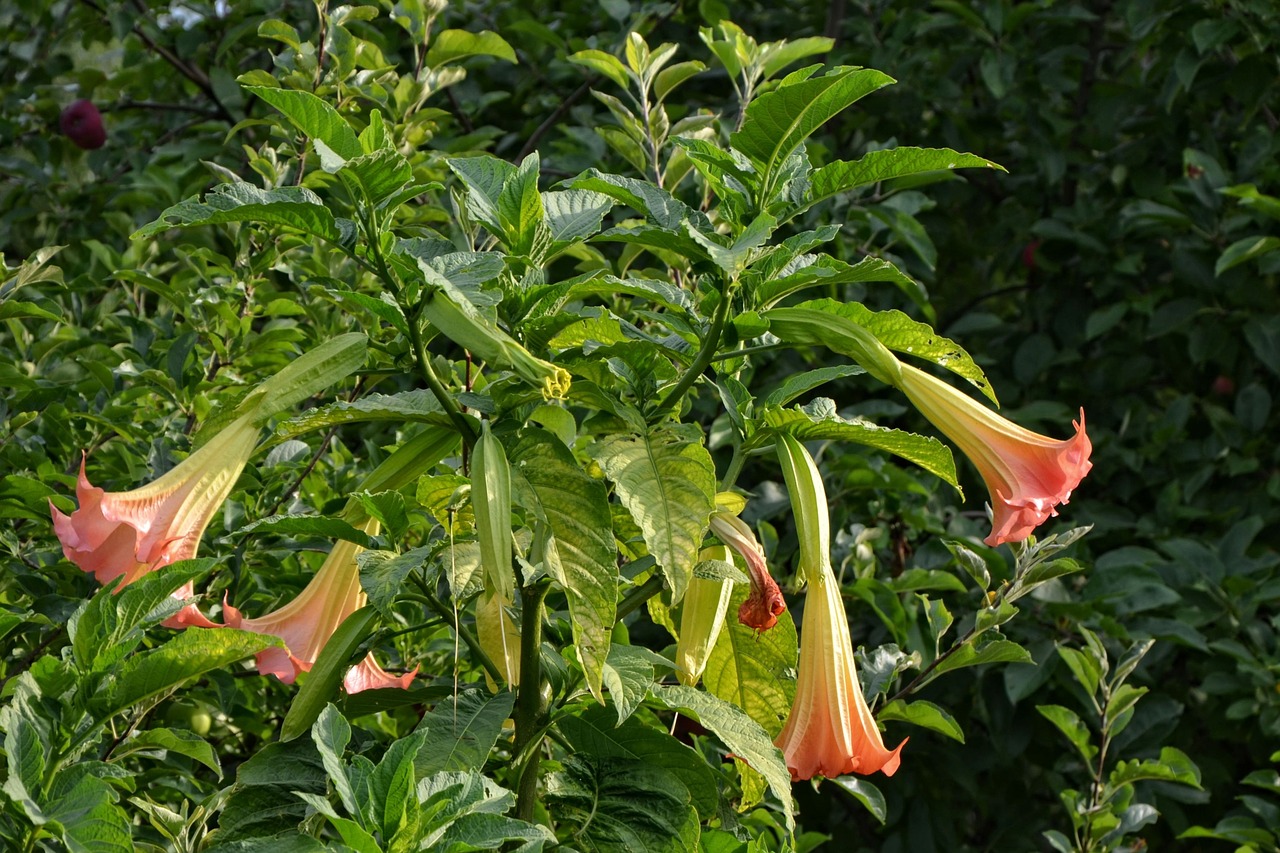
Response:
615,574,665,622
407,318,478,445
652,283,734,419
514,579,551,822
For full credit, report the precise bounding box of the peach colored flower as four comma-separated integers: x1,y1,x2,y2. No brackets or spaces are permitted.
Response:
775,562,905,780
709,511,785,631
222,516,416,693
897,363,1092,546
775,434,905,780
51,413,260,628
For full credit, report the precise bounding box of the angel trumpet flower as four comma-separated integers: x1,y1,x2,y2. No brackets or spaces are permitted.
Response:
50,413,261,628
709,511,785,632
222,515,417,694
775,434,905,780
675,545,735,686
897,363,1092,546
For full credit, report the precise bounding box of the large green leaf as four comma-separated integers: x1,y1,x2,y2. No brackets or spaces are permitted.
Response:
757,399,960,492
558,706,719,818
601,644,671,724
99,629,282,718
565,169,713,233
652,684,794,829
357,547,432,618
752,254,917,308
590,428,716,603
545,755,697,852
511,429,617,698
776,299,996,403
242,85,362,161
806,146,1004,209
427,29,517,65
112,727,222,777
132,183,344,242
274,390,449,440
730,66,895,198
414,690,515,776
234,514,375,548
215,739,327,843
703,584,798,738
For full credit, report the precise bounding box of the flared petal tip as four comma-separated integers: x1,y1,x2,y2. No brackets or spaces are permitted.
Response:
738,583,787,632
344,655,418,694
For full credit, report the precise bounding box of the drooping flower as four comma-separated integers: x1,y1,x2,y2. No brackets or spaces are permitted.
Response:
775,434,905,781
51,413,261,628
709,511,786,631
222,516,416,693
897,363,1092,547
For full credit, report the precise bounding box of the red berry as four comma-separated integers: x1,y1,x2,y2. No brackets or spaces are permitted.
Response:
1211,375,1235,396
60,100,107,150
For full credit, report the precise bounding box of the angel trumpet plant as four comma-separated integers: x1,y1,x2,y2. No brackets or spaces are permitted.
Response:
223,513,417,693
774,434,905,781
896,362,1092,546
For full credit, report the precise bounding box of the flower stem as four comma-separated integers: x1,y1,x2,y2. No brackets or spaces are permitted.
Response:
615,574,665,622
411,588,503,684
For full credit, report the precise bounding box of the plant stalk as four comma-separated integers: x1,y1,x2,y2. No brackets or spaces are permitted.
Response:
652,283,734,419
514,579,551,821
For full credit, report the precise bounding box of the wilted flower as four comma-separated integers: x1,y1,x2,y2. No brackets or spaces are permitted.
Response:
51,413,260,628
222,516,416,693
897,363,1092,546
709,511,785,631
775,434,906,781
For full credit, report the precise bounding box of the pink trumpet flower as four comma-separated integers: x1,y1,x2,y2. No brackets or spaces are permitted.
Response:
775,434,905,781
709,511,785,631
897,363,1093,546
775,561,905,781
51,413,261,628
222,516,417,694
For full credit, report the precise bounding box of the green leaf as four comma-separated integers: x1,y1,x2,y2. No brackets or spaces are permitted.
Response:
558,706,719,818
69,559,214,673
787,298,995,403
273,390,448,441
731,66,895,198
761,365,865,408
807,147,1004,208
44,771,132,853
569,49,633,89
758,399,960,491
415,690,515,775
450,155,517,237
590,428,716,603
930,638,1033,678
545,755,697,852
112,727,222,777
280,607,378,741
652,684,794,830
1,711,45,818
241,333,368,424
132,183,343,241
497,153,547,257
340,148,413,205
654,60,706,101
543,189,616,249
1057,645,1102,698
427,29,517,65
830,776,886,824
1108,747,1201,789
687,212,776,274
752,254,918,309
875,700,965,743
242,85,362,160
601,644,671,724
310,704,358,814
1036,704,1097,764
436,812,557,852
357,547,432,618
1244,316,1280,378
100,628,282,718
234,514,375,548
511,428,618,697
566,169,713,233
1216,235,1280,276
214,739,327,843
703,583,797,738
